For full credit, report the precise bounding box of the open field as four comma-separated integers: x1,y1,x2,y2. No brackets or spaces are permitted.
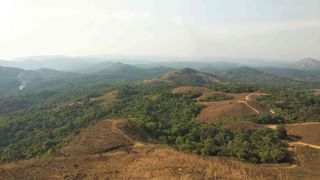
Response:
285,123,320,146
287,146,320,179
196,100,257,122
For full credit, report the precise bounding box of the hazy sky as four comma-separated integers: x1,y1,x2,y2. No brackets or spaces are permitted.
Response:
1,0,320,60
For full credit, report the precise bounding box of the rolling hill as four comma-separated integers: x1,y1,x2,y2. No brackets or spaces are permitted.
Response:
295,58,320,71
155,68,221,86
258,67,320,82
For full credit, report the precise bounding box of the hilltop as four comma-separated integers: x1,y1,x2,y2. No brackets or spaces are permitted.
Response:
154,68,221,86
295,58,320,70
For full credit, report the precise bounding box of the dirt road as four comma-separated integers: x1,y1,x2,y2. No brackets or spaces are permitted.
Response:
290,142,320,150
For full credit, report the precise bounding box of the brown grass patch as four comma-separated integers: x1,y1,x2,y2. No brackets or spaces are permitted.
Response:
287,146,320,179
196,92,272,123
196,100,257,123
59,119,145,156
285,124,320,146
0,145,288,180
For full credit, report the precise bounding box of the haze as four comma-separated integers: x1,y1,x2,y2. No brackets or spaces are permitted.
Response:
1,0,320,60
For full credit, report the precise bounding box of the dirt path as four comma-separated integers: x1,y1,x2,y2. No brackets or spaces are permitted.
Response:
238,100,260,114
290,142,320,150
237,94,262,114
245,93,276,114
265,122,320,130
286,122,320,126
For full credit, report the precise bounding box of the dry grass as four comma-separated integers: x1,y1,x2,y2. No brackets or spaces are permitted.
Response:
4,120,320,179
196,92,272,123
196,100,256,122
287,146,320,179
59,119,141,156
0,146,288,180
0,119,290,180
285,124,320,146
245,93,272,114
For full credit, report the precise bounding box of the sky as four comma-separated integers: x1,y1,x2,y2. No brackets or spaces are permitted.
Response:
0,0,320,61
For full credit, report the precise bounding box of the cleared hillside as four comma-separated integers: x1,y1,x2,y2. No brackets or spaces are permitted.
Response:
285,123,320,146
60,120,140,156
195,92,271,122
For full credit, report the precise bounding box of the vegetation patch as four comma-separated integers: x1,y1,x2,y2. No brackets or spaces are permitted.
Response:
258,91,320,122
111,85,289,163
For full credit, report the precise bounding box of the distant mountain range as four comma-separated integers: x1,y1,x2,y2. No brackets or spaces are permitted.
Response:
1,55,319,73
1,56,320,96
